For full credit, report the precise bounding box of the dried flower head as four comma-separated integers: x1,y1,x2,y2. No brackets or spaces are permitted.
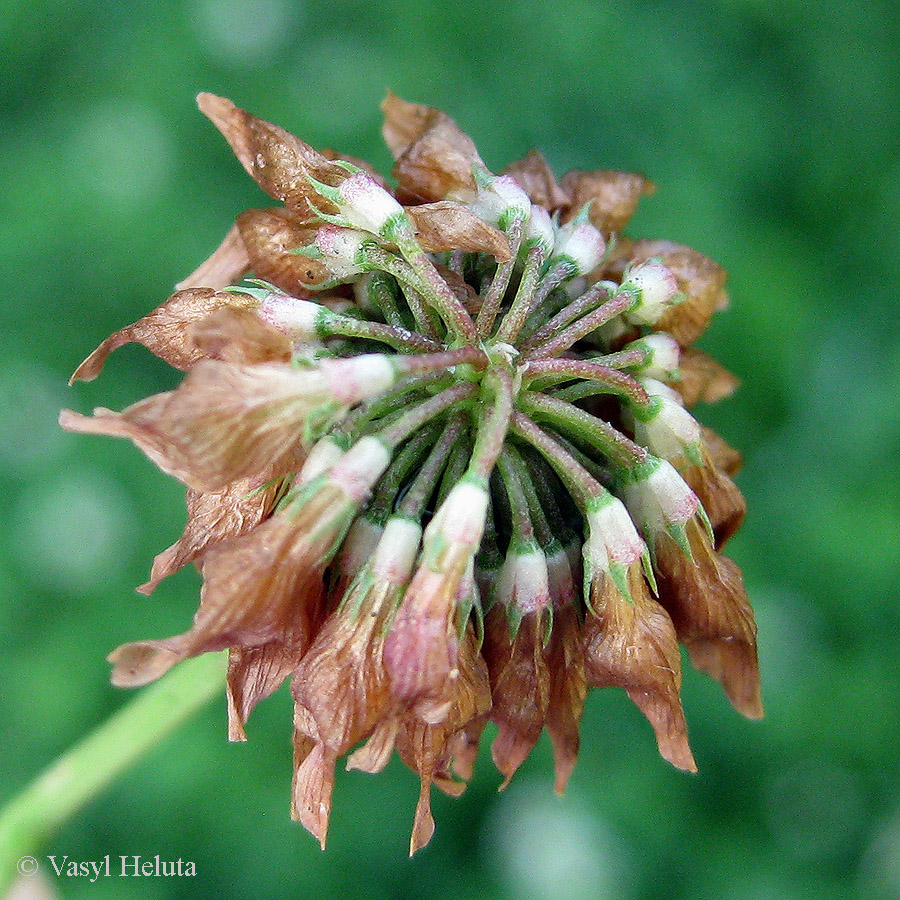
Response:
61,93,761,854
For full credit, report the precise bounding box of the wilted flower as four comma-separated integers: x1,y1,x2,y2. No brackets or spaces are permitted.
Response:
61,93,761,853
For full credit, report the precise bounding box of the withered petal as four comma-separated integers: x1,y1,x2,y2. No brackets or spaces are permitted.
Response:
198,93,346,215
700,425,743,477
187,306,293,366
560,169,655,234
236,207,332,294
138,474,283,595
544,605,587,794
675,347,741,407
69,288,255,384
227,640,305,741
483,610,550,788
345,716,400,774
502,149,571,211
381,92,484,203
583,565,696,772
406,201,511,261
655,520,762,720
291,741,337,850
681,450,747,550
175,223,250,291
295,580,397,754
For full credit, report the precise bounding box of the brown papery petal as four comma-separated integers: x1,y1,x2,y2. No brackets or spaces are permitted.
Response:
176,223,250,291
406,201,512,261
69,288,256,383
197,93,346,215
676,347,740,407
227,640,307,741
295,579,398,755
395,627,490,855
108,487,345,688
583,563,696,772
187,306,292,366
74,360,323,492
700,425,743,477
655,519,763,719
138,472,284,595
384,566,462,709
503,149,571,211
543,604,587,794
483,609,550,789
291,741,337,850
681,450,747,550
236,207,331,294
560,170,655,234
381,92,484,203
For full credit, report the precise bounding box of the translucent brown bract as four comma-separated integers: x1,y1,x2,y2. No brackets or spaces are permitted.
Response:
61,93,761,855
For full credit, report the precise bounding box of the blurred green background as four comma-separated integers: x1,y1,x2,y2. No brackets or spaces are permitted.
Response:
2,0,899,897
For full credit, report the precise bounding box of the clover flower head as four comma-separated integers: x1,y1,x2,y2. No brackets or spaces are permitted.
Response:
61,92,760,853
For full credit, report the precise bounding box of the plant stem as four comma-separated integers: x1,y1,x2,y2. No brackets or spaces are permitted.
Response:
0,652,227,894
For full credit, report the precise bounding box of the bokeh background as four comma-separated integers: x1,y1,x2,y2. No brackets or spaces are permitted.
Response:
2,0,899,897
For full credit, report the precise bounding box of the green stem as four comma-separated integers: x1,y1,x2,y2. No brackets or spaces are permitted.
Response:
517,390,648,468
0,653,227,894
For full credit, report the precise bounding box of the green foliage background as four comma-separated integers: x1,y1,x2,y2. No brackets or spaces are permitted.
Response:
2,0,899,897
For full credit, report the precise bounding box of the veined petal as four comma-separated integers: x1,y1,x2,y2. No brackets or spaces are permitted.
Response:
655,519,763,719
381,92,485,203
583,562,696,772
69,287,257,383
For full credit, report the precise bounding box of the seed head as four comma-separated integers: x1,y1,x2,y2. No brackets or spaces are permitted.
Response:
61,93,760,853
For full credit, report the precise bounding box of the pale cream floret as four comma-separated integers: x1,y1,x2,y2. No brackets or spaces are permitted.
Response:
320,353,396,404
496,546,551,613
524,204,554,254
584,497,645,572
259,294,324,340
338,516,385,578
622,261,679,325
628,333,681,380
372,517,423,584
469,175,532,226
338,173,405,235
297,435,345,484
315,225,370,278
622,459,699,535
328,435,392,502
632,378,702,461
426,480,490,548
552,220,605,275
